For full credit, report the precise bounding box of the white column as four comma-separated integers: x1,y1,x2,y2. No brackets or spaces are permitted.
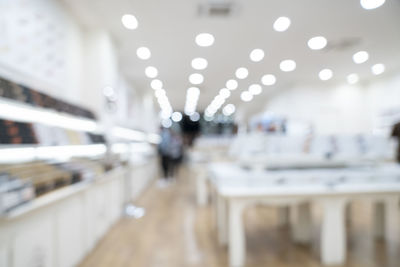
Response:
229,199,247,267
196,169,208,206
290,203,312,244
320,198,347,265
384,196,400,243
217,195,228,245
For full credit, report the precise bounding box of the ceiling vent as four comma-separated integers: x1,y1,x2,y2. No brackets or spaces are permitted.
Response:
198,0,236,17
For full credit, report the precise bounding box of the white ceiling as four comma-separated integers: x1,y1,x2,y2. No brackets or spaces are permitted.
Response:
64,0,400,115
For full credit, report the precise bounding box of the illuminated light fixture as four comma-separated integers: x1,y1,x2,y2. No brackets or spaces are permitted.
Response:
171,112,183,122
226,79,238,90
273,17,291,32
261,74,276,86
250,49,265,62
204,115,214,122
360,0,385,10
189,73,204,85
223,104,236,116
240,91,253,102
187,87,200,96
190,112,200,122
347,73,359,84
248,84,262,95
371,63,385,75
160,109,172,119
191,58,208,70
307,36,327,50
121,14,138,30
145,66,158,78
219,88,231,99
151,79,163,90
235,67,249,79
154,89,166,98
280,59,296,72
353,51,369,64
319,69,333,81
136,47,151,60
195,33,215,47
161,118,172,128
111,127,147,142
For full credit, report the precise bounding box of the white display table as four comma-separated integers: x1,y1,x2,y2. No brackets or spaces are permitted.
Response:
208,163,400,267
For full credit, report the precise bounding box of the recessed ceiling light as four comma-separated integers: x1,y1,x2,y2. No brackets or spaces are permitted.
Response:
151,79,163,90
319,69,333,81
280,60,296,72
136,47,151,60
171,112,183,122
155,89,166,98
261,74,276,86
226,79,238,90
195,33,215,47
189,73,204,85
273,17,291,32
235,67,249,79
190,112,200,122
371,63,385,75
308,36,327,50
161,118,172,128
248,84,262,95
347,73,359,84
219,88,231,99
240,91,253,102
360,0,385,10
121,14,138,30
353,51,369,64
145,66,158,78
223,104,236,116
191,58,208,70
250,49,265,62
187,87,200,96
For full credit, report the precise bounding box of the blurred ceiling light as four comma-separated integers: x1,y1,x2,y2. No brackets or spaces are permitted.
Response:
347,73,359,84
161,118,172,128
187,87,200,96
136,47,151,60
360,0,385,9
121,14,138,30
171,112,183,122
191,57,208,70
103,86,115,97
261,74,276,86
308,36,327,50
154,89,166,98
235,67,249,79
319,69,333,81
280,59,296,72
226,79,238,90
219,88,231,99
250,49,265,62
273,17,291,32
190,112,200,122
353,51,369,64
240,91,253,102
145,66,158,78
371,63,385,75
150,79,163,90
248,84,262,95
223,104,236,116
189,73,204,85
195,33,215,47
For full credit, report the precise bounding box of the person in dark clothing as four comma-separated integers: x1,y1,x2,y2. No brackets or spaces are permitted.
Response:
391,122,400,163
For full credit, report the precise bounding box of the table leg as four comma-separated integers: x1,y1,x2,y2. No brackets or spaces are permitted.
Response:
217,195,228,245
320,198,347,265
384,196,400,243
196,171,208,206
229,199,246,267
291,203,311,244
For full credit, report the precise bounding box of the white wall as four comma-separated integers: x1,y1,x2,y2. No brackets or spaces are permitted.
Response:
263,72,400,135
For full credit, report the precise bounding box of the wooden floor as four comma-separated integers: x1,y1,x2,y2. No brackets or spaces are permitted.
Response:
78,165,400,267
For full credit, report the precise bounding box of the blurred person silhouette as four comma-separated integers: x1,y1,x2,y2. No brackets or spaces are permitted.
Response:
158,126,183,185
391,121,400,163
